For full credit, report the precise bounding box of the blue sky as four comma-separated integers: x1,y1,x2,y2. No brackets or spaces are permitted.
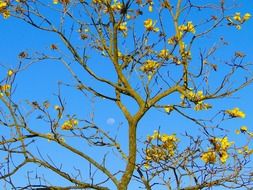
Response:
0,1,253,189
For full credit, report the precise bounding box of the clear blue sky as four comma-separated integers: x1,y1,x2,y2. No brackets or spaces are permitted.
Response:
0,1,253,189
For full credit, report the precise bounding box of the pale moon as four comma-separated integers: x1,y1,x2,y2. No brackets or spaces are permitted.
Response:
106,118,115,125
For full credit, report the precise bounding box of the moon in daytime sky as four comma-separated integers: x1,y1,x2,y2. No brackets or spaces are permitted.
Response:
106,118,115,125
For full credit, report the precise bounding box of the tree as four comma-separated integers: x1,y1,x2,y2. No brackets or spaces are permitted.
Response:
0,0,253,189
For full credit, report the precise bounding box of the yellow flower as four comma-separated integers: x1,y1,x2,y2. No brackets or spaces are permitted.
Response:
219,137,233,150
144,19,153,29
160,134,177,143
240,126,248,133
243,13,251,21
201,151,216,164
54,105,61,110
7,69,13,77
61,119,78,130
61,122,72,130
236,25,241,30
164,105,173,113
186,21,195,33
238,146,253,155
235,129,240,135
194,102,212,111
53,0,58,4
119,22,127,31
0,84,11,91
212,137,233,151
140,60,159,73
2,10,10,19
220,150,229,163
178,24,187,31
195,91,204,99
111,1,122,11
146,135,152,142
148,5,153,12
168,37,174,44
144,19,159,32
72,119,78,125
178,21,195,34
184,90,204,102
158,49,172,59
233,12,241,22
225,107,245,118
146,147,167,162
118,22,127,36
143,162,150,169
150,130,160,140
0,1,7,10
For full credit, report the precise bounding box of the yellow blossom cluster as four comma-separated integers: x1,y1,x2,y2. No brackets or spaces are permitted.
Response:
238,126,248,133
190,91,211,111
180,90,211,111
0,1,7,10
144,19,159,32
168,35,179,45
240,126,248,132
140,60,159,73
237,146,253,155
145,131,178,168
158,49,184,65
178,21,196,34
146,146,167,162
168,22,195,45
194,102,212,111
181,90,203,102
119,22,127,31
227,12,251,30
0,0,26,19
201,137,233,164
92,0,123,13
213,137,234,151
233,12,251,23
201,151,216,164
235,126,253,138
180,44,191,60
158,49,172,60
0,1,10,19
167,22,195,61
225,107,245,118
168,38,192,60
0,84,11,97
61,119,78,130
118,22,127,36
110,1,122,12
0,84,11,91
